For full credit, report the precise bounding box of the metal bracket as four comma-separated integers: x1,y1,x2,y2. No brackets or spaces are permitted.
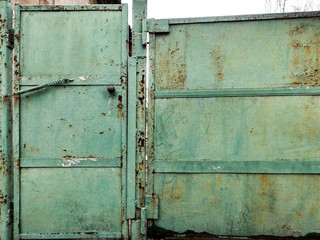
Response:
145,195,159,219
146,19,170,33
142,19,148,46
142,19,170,45
140,195,159,235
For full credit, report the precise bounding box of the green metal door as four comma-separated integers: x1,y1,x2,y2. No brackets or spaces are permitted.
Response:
147,12,320,238
13,5,129,239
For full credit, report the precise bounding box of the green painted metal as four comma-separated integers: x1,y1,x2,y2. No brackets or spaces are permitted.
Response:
13,4,129,239
148,13,320,238
0,1,13,240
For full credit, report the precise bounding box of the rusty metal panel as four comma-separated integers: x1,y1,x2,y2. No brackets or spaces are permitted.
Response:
152,14,320,90
148,13,320,238
14,4,128,239
153,174,320,237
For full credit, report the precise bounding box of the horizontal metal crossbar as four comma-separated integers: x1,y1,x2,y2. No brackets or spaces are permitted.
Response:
20,232,121,239
155,11,320,25
153,160,320,174
155,87,320,98
20,157,121,168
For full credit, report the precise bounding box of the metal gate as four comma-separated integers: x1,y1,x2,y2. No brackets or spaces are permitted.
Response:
147,12,320,238
13,4,128,239
3,1,320,239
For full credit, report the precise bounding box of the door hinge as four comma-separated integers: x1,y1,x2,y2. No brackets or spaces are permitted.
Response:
6,28,14,49
141,195,159,235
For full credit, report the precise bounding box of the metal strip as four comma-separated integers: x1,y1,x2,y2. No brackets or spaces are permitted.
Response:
140,207,146,235
154,160,320,174
161,11,320,25
0,2,13,240
127,57,137,219
120,4,129,239
13,5,21,240
20,158,121,168
155,88,320,99
20,232,122,239
131,1,147,239
18,5,123,11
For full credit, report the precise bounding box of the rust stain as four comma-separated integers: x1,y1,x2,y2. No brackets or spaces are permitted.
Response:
138,74,145,106
0,191,7,205
210,46,225,81
14,34,20,42
117,95,124,118
137,131,145,154
29,146,40,153
289,23,308,36
295,210,302,217
259,174,270,199
15,158,20,167
99,132,104,135
101,112,106,116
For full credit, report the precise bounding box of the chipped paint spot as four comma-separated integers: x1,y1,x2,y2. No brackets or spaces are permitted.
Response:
61,157,97,167
79,76,88,81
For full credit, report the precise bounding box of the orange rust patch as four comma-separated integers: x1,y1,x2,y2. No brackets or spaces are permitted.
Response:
290,34,320,86
158,41,186,89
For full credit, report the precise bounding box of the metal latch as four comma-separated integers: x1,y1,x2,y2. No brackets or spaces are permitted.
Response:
141,195,159,235
16,78,74,95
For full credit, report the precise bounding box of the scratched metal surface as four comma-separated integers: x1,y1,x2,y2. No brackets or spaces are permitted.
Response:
14,5,128,239
154,96,320,162
20,10,123,81
20,168,122,233
148,13,320,237
20,86,122,159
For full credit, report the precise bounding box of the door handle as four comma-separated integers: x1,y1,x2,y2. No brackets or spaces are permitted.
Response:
15,78,74,95
107,86,116,94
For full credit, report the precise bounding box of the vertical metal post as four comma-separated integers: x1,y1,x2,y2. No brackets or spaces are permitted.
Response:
0,1,13,239
131,0,147,239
